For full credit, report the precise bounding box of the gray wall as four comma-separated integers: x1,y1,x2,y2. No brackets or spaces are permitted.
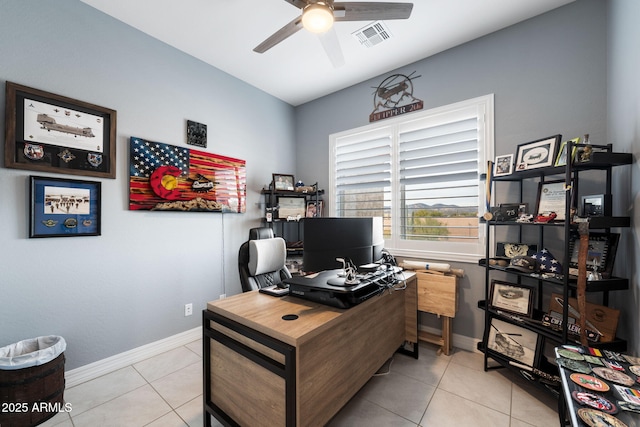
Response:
0,1,295,370
294,0,612,343
607,0,640,356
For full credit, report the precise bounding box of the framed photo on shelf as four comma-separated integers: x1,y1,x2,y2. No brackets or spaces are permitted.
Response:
487,317,538,367
277,196,306,219
5,81,117,179
535,180,568,220
29,175,101,238
489,280,534,317
567,232,619,278
581,194,604,217
515,134,561,171
273,173,295,191
306,200,323,217
494,154,514,177
554,138,579,167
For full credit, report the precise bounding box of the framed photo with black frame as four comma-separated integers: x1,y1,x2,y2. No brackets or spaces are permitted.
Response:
489,280,533,317
567,232,619,278
5,81,117,179
581,194,604,217
515,134,561,171
273,173,295,191
487,317,538,368
489,280,534,317
29,175,101,238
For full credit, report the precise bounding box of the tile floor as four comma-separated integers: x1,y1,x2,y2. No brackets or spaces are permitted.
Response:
41,340,559,427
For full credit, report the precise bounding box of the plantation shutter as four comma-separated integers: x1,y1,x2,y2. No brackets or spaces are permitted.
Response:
334,129,392,235
398,106,480,241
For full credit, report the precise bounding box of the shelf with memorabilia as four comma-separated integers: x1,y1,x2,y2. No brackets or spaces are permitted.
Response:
260,178,324,266
479,138,632,394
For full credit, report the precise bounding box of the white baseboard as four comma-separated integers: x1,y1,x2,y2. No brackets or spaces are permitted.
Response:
65,327,202,388
419,325,481,354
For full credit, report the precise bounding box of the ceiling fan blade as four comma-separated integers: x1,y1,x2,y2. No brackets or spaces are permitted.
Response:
282,0,309,9
333,2,413,21
254,16,304,53
318,26,345,68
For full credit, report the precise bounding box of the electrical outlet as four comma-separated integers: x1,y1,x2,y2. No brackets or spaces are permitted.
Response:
184,303,193,317
219,294,226,300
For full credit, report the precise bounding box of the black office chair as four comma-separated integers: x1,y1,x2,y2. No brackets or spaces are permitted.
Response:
238,227,292,292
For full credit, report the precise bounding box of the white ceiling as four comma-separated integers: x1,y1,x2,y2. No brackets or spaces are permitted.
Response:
80,0,574,106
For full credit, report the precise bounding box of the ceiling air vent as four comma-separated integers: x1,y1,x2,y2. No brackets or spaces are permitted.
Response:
352,21,392,48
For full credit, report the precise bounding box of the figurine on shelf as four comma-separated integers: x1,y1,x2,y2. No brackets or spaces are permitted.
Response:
587,259,602,281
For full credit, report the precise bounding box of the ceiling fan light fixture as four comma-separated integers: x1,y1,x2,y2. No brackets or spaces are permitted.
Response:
302,2,334,34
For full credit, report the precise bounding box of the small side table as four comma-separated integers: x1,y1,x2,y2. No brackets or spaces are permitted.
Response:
415,271,458,355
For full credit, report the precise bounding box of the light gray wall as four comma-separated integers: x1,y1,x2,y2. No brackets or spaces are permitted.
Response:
607,0,640,356
0,1,295,369
294,0,612,342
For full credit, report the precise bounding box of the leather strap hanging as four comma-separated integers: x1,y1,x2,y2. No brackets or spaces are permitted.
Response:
577,222,589,345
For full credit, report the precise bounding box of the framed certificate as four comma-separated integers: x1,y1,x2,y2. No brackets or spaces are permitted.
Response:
535,180,568,220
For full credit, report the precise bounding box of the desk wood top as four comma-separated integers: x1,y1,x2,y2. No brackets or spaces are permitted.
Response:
207,272,415,347
207,291,347,347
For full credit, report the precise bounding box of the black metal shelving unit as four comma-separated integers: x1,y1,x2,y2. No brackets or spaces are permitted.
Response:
260,183,324,258
478,143,632,393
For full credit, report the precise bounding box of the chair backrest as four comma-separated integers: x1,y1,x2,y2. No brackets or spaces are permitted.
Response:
238,227,292,292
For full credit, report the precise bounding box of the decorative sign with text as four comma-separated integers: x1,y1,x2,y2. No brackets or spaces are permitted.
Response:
369,72,423,122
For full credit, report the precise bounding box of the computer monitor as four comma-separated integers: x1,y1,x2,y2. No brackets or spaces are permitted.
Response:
302,217,384,273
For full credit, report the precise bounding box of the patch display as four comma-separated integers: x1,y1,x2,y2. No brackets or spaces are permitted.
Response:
592,367,635,387
570,373,610,392
572,391,617,414
557,358,591,374
558,348,585,361
577,408,628,427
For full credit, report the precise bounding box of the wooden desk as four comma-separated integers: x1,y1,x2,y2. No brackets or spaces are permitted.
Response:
203,272,417,427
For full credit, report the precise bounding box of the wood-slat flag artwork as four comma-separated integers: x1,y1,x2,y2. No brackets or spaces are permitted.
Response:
128,136,246,213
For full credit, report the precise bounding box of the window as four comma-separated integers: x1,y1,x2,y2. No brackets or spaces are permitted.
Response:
329,95,494,263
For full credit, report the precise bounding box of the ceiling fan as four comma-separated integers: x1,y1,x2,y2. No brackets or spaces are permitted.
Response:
254,1,414,67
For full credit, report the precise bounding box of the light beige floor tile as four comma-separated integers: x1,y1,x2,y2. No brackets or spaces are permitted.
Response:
437,362,513,414
175,395,205,427
510,381,559,427
134,347,201,383
449,348,486,371
151,362,202,409
421,389,510,427
71,384,171,427
63,366,147,415
184,339,202,358
146,410,188,427
356,371,435,423
38,411,73,427
510,418,535,427
328,396,417,427
392,351,451,387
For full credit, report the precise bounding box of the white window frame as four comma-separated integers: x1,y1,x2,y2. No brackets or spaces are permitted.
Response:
329,94,494,264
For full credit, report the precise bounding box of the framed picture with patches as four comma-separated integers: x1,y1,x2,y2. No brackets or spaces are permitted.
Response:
5,81,116,179
29,175,101,238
